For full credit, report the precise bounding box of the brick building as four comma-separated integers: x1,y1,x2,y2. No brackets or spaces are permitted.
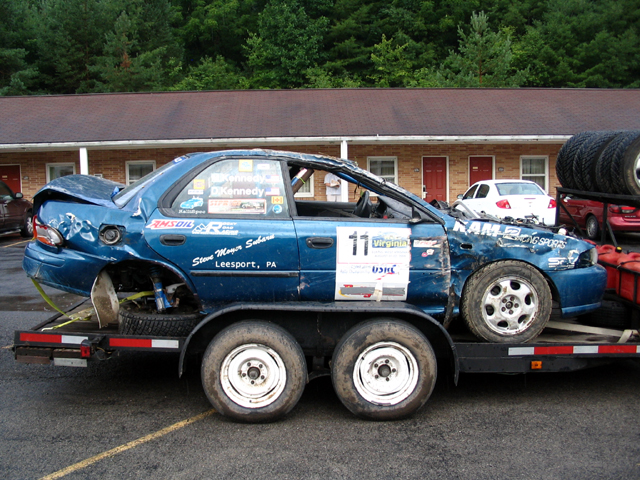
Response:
1,88,639,203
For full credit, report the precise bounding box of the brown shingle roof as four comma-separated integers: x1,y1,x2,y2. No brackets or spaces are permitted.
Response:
2,88,640,145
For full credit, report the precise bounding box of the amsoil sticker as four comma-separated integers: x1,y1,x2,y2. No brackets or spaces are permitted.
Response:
335,227,411,301
147,219,195,229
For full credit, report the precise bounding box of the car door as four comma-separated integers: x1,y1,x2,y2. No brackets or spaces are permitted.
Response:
292,191,451,317
0,182,12,231
462,183,491,214
145,157,300,308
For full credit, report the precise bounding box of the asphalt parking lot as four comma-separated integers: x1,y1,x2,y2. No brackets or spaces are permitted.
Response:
1,233,640,480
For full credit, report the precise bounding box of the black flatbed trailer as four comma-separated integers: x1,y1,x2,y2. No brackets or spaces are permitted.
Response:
14,302,640,377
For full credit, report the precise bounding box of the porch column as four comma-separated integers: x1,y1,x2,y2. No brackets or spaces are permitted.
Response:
79,148,89,175
340,140,348,202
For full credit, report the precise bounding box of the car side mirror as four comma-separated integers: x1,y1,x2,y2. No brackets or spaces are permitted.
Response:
15,192,23,199
409,206,423,224
457,194,463,199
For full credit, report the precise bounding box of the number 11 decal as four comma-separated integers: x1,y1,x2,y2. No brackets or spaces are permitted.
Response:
348,231,369,256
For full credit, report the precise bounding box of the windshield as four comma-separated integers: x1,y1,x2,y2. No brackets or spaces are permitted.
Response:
496,183,545,196
113,160,179,207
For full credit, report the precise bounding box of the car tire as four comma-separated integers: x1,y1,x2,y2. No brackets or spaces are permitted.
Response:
610,131,640,195
461,261,552,343
573,131,620,192
20,212,33,238
201,321,307,423
118,300,203,337
596,131,640,194
585,215,600,240
331,318,437,420
578,300,632,330
556,131,592,189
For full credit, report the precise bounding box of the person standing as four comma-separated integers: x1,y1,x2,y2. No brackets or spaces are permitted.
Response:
324,172,341,202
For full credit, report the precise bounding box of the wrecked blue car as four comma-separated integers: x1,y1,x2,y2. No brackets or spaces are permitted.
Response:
23,149,605,344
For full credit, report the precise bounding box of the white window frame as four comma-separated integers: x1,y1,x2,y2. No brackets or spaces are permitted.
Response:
294,173,314,198
46,163,76,183
367,156,398,185
126,160,156,185
520,155,549,192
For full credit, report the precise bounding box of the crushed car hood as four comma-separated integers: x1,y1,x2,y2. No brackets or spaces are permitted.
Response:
33,174,124,211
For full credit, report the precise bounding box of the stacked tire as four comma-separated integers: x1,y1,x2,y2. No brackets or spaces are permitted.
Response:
556,130,640,195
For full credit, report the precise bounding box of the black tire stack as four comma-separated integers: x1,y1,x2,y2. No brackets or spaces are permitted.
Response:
556,130,640,195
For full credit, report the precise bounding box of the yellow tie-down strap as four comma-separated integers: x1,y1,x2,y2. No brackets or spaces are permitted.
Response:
31,279,152,330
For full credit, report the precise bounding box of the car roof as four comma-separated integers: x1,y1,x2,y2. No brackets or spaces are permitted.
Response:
470,179,539,186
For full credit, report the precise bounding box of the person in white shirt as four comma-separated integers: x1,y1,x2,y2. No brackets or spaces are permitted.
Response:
324,172,341,202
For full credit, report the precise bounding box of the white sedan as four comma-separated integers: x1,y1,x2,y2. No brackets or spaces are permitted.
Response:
456,180,557,225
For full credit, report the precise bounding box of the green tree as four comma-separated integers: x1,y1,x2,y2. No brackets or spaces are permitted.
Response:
424,11,527,88
245,0,329,88
171,56,249,90
93,0,183,92
0,0,38,95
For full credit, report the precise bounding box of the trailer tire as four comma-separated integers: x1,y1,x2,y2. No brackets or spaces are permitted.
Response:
118,300,202,337
610,131,640,195
573,131,620,192
331,319,437,420
201,321,306,423
596,131,640,194
556,131,591,189
461,261,552,343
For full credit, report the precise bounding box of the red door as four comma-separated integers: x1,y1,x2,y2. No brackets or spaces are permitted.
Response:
469,156,493,185
422,157,447,202
0,165,22,193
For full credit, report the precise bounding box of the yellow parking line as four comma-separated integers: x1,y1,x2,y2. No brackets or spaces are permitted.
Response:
1,239,29,248
39,409,216,480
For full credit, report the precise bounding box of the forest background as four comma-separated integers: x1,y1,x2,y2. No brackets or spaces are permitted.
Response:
2,0,639,96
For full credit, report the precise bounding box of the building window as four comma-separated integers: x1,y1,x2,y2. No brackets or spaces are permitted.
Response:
368,157,398,184
126,161,156,185
294,173,314,198
46,163,75,183
521,156,548,191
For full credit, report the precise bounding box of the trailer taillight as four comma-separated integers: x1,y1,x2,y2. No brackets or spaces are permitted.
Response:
80,340,92,358
33,216,64,246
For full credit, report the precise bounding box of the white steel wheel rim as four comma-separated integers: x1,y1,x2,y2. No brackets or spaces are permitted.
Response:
220,343,286,409
634,154,640,190
353,342,419,406
481,276,538,336
586,217,598,238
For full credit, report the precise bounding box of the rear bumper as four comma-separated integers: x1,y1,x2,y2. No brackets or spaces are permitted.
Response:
23,241,107,296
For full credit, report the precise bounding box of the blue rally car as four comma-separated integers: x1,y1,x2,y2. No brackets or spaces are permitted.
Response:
23,149,606,421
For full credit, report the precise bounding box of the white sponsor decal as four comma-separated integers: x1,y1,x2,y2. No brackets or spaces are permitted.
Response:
192,222,239,235
335,227,411,301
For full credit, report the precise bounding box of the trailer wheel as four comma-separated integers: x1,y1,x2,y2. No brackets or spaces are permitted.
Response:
461,261,552,343
119,300,202,337
201,321,306,423
331,319,437,420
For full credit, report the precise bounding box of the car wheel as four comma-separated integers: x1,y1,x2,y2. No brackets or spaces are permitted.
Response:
20,212,33,238
585,215,600,240
331,318,437,420
118,299,203,337
201,321,307,423
461,261,552,343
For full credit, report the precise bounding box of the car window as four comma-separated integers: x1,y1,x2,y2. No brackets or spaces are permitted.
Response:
0,182,12,200
496,183,545,196
462,185,478,200
476,184,490,198
170,159,289,218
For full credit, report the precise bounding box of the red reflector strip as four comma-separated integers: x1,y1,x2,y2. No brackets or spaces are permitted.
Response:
20,333,88,345
109,338,179,349
509,345,640,356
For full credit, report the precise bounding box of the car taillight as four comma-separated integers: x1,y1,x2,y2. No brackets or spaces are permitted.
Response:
609,205,637,214
33,216,64,246
496,199,511,209
548,199,557,209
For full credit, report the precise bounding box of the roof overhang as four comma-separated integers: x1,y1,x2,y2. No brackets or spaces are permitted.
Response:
0,135,571,153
